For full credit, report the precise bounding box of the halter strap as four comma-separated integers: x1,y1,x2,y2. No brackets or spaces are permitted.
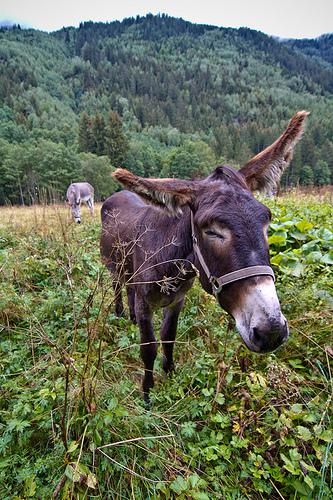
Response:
190,211,275,296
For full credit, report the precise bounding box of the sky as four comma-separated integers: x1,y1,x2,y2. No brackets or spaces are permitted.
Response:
0,0,332,39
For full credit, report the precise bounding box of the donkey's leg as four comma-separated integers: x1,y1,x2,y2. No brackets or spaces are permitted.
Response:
135,297,157,403
126,286,136,324
112,280,124,317
87,197,94,216
161,298,184,374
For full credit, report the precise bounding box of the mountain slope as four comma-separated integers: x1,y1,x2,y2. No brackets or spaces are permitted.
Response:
0,15,332,201
283,33,333,66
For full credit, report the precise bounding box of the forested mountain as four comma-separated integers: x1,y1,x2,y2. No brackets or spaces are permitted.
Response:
0,14,333,204
283,33,333,66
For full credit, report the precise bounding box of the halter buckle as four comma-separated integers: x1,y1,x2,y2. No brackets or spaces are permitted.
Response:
209,276,222,295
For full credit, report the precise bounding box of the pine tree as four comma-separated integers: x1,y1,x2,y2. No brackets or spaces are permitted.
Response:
314,160,331,186
78,113,94,153
105,111,128,166
300,165,314,186
91,114,106,156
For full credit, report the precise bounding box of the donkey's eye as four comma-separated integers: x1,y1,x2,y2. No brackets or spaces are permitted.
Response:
205,230,225,240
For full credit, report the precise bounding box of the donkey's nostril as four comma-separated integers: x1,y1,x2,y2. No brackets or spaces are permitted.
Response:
252,327,261,343
250,319,289,353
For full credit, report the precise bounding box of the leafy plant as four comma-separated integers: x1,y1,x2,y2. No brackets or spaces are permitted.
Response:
0,194,332,498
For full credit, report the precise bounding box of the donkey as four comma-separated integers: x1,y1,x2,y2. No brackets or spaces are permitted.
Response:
101,111,309,402
66,182,94,223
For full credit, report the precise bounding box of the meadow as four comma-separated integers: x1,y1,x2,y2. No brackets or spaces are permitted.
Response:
0,193,332,499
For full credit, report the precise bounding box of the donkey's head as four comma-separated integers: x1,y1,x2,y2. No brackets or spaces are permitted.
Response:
67,189,81,224
113,111,309,353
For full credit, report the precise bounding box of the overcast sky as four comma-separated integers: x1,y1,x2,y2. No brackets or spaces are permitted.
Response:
0,0,332,39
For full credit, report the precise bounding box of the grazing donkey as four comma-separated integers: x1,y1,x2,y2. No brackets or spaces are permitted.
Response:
101,111,308,402
66,182,94,224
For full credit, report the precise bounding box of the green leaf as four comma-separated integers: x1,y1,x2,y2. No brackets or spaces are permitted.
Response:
65,464,81,483
317,227,333,241
270,253,284,266
281,261,305,277
280,453,298,475
290,403,303,413
289,448,302,462
94,429,102,446
306,251,323,263
181,421,196,438
300,461,318,474
296,220,314,232
230,436,249,449
215,393,225,405
300,240,320,254
191,493,210,500
296,426,312,441
291,479,311,496
67,441,79,453
304,475,314,490
170,476,188,494
23,476,36,498
268,232,287,245
211,413,230,428
317,429,333,442
7,419,31,433
288,360,305,370
321,251,333,265
202,387,214,397
188,473,200,488
290,230,308,241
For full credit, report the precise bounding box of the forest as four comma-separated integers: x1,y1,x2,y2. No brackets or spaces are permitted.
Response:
0,14,333,204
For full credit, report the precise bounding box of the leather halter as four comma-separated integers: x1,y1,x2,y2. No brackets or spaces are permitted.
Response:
190,211,275,296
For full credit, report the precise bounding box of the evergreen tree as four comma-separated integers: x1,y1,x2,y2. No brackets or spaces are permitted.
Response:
314,160,331,186
80,153,117,199
105,111,128,166
91,114,106,156
78,113,94,153
300,165,314,186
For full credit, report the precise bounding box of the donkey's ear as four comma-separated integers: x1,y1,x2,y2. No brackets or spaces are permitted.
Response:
239,111,309,193
112,168,196,215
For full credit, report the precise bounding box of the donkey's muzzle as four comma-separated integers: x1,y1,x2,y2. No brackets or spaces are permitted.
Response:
249,318,289,353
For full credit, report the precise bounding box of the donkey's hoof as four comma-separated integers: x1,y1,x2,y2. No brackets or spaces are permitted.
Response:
162,357,175,374
130,314,137,325
143,392,151,409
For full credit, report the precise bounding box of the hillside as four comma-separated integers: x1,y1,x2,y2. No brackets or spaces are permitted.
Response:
0,15,333,203
283,33,333,66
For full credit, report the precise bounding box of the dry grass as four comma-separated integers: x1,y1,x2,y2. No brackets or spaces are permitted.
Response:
0,202,103,232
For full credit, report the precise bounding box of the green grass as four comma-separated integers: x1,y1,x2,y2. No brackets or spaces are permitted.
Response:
0,195,332,499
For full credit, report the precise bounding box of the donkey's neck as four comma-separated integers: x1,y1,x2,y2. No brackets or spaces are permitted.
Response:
138,206,196,283
159,208,194,260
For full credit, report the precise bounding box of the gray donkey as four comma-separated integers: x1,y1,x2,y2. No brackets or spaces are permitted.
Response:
66,182,94,223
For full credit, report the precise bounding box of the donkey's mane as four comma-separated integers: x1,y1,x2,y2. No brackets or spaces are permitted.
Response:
206,165,249,190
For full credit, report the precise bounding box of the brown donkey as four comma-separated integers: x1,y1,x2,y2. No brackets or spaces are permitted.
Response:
101,111,309,403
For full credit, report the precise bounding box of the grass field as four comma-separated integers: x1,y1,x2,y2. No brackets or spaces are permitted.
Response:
0,194,332,499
